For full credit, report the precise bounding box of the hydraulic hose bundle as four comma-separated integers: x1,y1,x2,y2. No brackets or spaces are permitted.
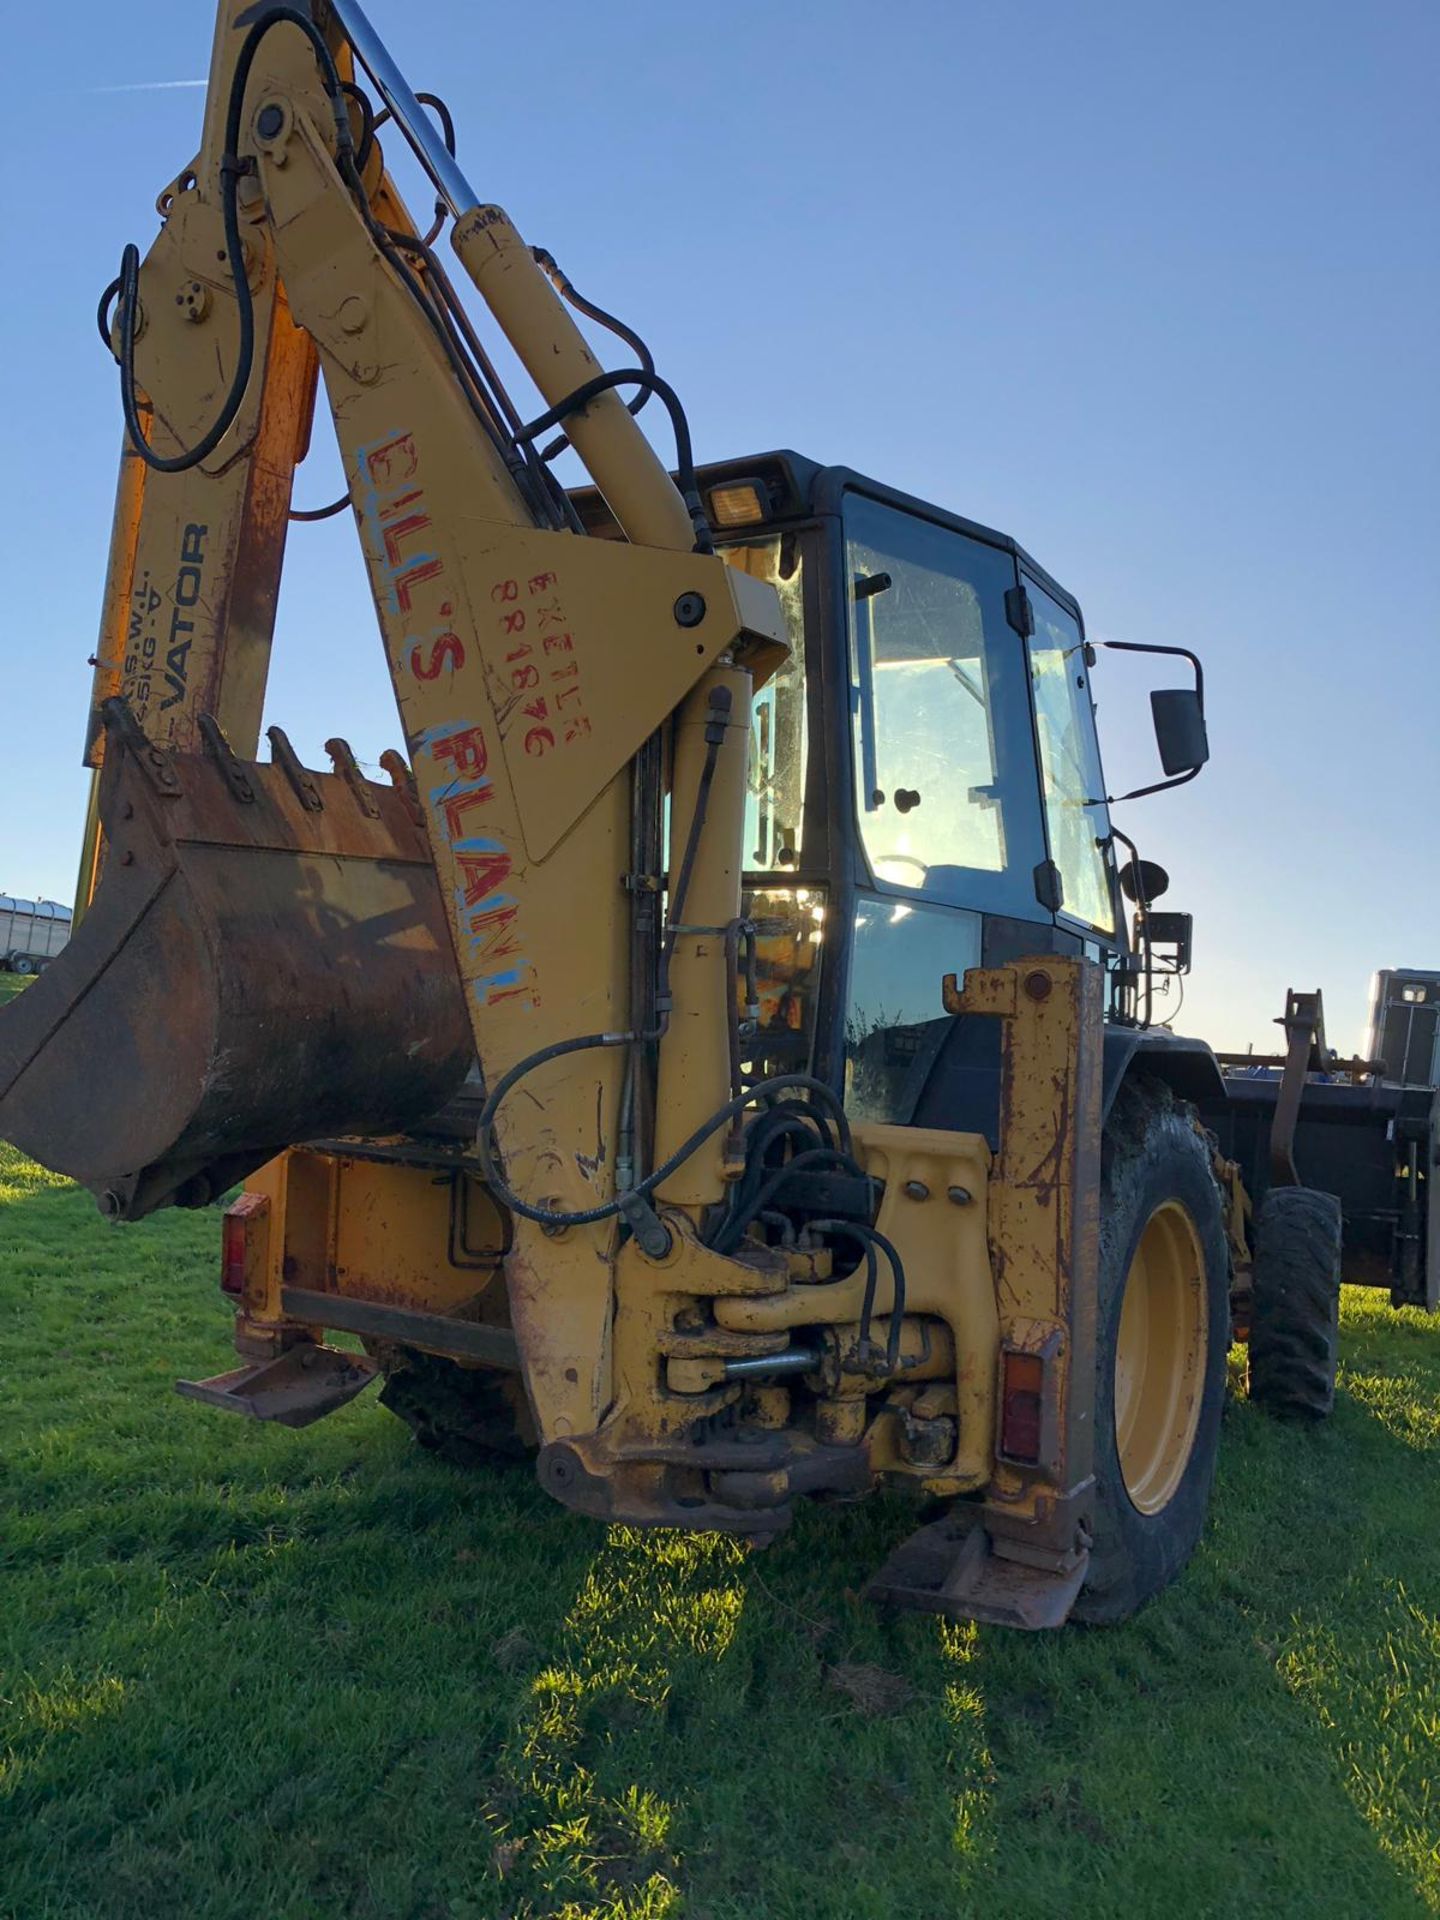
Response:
94,4,897,1368
99,11,713,550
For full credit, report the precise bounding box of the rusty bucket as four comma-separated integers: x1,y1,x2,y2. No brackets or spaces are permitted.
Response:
0,701,473,1220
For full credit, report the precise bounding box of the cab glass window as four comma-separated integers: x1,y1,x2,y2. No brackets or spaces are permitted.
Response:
721,535,807,873
1025,579,1114,932
738,884,825,1082
845,896,982,1123
844,495,1037,904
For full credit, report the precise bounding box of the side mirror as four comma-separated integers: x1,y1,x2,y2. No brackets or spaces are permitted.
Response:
1099,641,1209,802
1151,688,1209,778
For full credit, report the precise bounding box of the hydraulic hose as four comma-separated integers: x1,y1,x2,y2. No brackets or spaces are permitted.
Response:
114,7,354,474
477,1067,849,1232
514,368,714,552
529,247,657,459
377,224,578,531
656,687,727,1018
289,492,351,522
813,1219,909,1371
706,1146,867,1257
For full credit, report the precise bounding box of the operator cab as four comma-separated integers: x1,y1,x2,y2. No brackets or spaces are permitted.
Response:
571,451,1200,1130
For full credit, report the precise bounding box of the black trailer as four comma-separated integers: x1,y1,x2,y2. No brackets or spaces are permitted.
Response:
1198,980,1438,1312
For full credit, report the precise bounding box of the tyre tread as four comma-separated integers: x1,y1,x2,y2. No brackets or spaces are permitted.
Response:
377,1348,532,1467
1249,1185,1341,1421
1073,1076,1229,1625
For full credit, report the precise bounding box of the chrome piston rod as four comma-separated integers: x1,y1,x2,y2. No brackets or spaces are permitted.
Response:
723,1349,819,1380
327,0,478,218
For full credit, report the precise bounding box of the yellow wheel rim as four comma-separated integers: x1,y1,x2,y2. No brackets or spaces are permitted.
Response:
1114,1199,1208,1515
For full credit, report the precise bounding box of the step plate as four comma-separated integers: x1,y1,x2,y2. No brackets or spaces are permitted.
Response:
176,1344,379,1429
866,1513,1088,1631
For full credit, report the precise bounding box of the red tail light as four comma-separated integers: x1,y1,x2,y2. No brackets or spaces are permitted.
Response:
1000,1350,1045,1464
220,1192,269,1299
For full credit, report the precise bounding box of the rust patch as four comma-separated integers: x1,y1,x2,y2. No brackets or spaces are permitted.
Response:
0,709,472,1219
575,1080,608,1182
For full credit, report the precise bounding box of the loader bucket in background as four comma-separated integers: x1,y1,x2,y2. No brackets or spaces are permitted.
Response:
0,701,474,1221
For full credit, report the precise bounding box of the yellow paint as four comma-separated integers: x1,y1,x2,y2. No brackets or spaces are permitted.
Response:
1114,1198,1208,1513
70,5,1130,1562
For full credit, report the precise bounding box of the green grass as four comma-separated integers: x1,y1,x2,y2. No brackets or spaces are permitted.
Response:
0,971,33,1007
2,1138,1438,1920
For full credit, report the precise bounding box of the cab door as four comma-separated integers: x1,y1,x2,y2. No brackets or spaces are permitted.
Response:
1020,570,1117,941
839,488,1055,1121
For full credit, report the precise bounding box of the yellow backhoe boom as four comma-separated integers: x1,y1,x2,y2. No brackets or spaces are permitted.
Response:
2,0,1299,1633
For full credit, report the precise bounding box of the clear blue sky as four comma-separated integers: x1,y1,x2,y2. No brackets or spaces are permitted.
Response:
1,0,1435,1052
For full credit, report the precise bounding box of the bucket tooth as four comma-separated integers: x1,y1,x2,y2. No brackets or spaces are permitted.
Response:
197,712,255,804
325,736,381,818
380,747,424,825
266,724,323,811
102,695,182,798
0,721,473,1220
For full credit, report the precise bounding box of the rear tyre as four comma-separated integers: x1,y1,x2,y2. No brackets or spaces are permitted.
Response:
376,1348,535,1468
10,955,34,976
1072,1078,1230,1626
1248,1186,1342,1420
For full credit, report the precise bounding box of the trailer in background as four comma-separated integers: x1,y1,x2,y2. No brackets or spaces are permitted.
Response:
1368,969,1440,1091
0,897,73,976
1200,975,1439,1313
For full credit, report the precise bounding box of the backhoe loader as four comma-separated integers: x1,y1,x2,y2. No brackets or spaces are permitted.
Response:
0,0,1356,1628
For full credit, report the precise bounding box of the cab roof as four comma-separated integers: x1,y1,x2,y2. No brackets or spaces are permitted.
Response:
569,449,1083,625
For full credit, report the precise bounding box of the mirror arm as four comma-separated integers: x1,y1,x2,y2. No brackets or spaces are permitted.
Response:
1103,762,1205,806
1099,639,1206,710
1097,639,1207,800
1103,821,1153,1028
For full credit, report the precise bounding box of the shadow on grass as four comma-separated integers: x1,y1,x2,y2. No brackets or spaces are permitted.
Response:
469,1291,1440,1920
466,1384,1437,1920
3,1152,1437,1920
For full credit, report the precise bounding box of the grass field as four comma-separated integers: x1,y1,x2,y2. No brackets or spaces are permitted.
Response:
3,1126,1439,1920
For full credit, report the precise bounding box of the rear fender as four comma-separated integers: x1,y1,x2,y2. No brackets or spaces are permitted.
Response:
1103,1028,1226,1123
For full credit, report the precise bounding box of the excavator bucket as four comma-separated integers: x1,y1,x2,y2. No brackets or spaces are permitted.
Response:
0,701,473,1221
